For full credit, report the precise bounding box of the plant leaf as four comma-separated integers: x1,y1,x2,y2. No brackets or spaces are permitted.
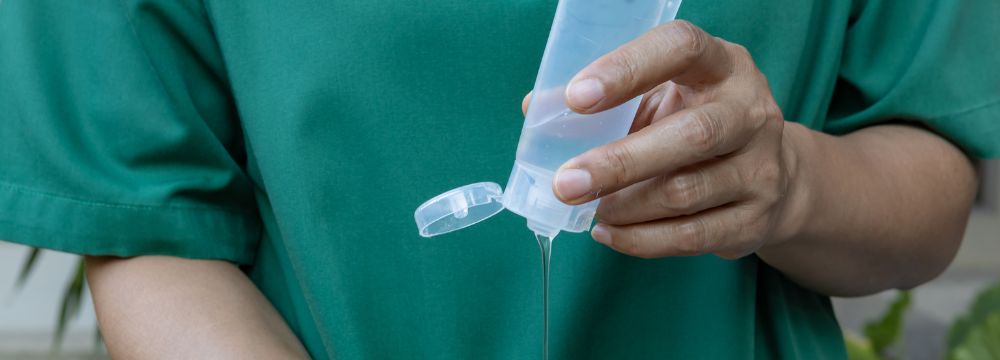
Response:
949,313,1000,360
51,257,86,354
863,290,912,356
948,281,1000,351
844,331,881,360
94,325,104,355
14,247,42,290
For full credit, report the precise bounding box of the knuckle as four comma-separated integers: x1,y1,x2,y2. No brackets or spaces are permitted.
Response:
760,162,782,184
659,173,705,211
674,221,707,255
726,42,752,60
617,228,649,258
748,100,783,130
664,20,707,63
741,206,771,238
600,144,638,188
747,103,770,127
722,40,758,75
767,101,783,120
682,109,723,155
753,161,784,193
596,195,627,225
768,103,785,130
770,110,786,132
607,48,641,88
712,205,773,257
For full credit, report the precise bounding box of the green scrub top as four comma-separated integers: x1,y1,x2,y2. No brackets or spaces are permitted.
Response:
2,0,999,358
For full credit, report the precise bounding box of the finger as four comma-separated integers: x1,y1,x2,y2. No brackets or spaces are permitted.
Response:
564,20,733,114
591,205,760,259
552,101,754,204
596,159,747,225
631,82,684,134
521,92,532,116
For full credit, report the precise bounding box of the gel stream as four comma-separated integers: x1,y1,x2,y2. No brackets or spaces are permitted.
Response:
413,1,683,358
535,233,554,360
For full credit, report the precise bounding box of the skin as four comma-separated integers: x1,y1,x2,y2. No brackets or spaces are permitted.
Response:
86,19,977,357
85,256,310,359
536,21,977,297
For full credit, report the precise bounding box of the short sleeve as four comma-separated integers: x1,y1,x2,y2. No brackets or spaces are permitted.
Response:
0,0,260,264
825,0,1000,158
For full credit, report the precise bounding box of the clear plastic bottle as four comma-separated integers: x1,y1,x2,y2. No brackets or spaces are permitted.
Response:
414,3,684,358
415,0,683,239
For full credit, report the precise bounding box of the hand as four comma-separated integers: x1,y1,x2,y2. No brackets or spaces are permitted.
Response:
543,21,806,259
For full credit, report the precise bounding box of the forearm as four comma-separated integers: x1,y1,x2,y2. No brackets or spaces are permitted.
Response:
86,256,310,359
759,123,978,297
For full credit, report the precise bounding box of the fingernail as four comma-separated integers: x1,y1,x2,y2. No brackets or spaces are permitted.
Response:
553,168,592,201
591,224,612,246
566,78,605,110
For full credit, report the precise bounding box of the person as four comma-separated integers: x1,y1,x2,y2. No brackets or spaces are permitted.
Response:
1,0,998,358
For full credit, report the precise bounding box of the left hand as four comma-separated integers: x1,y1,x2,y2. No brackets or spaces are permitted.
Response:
539,21,805,259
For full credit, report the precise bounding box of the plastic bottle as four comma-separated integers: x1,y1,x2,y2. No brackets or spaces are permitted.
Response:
415,0,683,239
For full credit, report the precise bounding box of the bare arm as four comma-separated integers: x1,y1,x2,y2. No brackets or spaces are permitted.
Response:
756,123,976,296
85,256,311,359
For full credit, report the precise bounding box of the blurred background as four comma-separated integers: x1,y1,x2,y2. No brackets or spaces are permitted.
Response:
0,160,997,359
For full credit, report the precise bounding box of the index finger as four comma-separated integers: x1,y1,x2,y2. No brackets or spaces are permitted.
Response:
552,101,754,205
564,20,733,114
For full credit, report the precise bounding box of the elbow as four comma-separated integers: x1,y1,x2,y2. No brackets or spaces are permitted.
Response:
833,231,963,297
895,221,968,290
896,178,977,290
895,251,955,291
896,146,979,290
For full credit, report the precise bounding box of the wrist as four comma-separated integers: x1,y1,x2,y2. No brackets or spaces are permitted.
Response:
767,121,817,249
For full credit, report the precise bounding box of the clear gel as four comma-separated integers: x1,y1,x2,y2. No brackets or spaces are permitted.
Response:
535,232,553,360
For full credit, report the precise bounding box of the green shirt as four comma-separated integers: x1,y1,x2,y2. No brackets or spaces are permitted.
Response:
2,0,998,359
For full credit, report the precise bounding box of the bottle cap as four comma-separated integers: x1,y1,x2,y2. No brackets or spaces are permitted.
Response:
413,182,505,237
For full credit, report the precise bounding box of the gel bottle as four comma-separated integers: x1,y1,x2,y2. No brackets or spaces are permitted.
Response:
414,2,683,359
415,0,683,239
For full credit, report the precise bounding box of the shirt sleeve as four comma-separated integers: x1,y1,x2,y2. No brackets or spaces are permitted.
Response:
0,0,260,264
824,0,1000,159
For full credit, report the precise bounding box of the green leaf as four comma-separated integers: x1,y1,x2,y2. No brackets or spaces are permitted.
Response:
949,313,1000,360
949,281,1000,351
14,247,42,290
94,325,104,355
844,331,882,360
863,290,912,356
51,257,87,354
